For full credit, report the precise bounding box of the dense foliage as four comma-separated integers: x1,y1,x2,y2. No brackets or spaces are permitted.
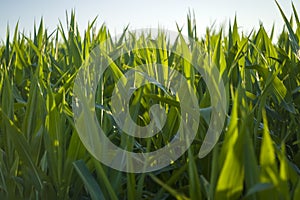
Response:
0,2,300,200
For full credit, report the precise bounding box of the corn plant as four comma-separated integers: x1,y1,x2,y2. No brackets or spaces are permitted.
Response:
0,1,300,199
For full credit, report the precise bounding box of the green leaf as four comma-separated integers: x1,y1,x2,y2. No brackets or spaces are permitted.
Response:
215,88,244,200
0,109,43,191
245,183,274,197
276,0,299,55
73,160,105,200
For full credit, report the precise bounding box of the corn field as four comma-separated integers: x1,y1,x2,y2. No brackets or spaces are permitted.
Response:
0,1,300,200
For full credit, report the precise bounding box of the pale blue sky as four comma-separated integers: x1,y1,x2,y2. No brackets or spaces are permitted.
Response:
0,0,299,40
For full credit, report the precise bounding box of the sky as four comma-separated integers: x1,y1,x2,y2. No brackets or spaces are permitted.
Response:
0,0,299,41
